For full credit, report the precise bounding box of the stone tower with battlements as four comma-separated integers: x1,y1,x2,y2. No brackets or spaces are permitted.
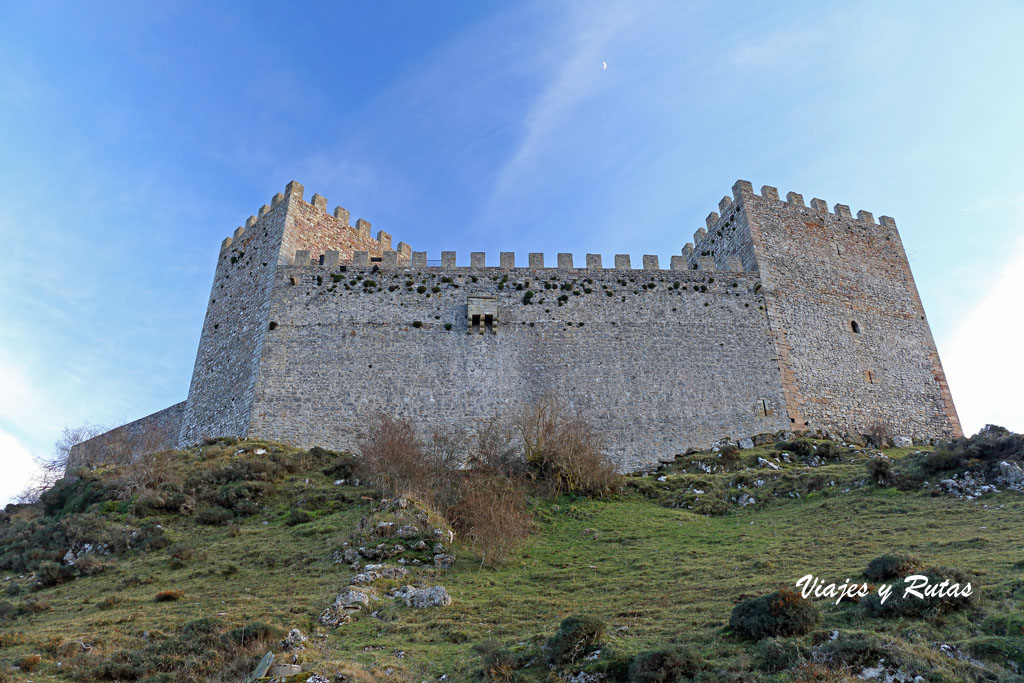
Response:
70,180,961,471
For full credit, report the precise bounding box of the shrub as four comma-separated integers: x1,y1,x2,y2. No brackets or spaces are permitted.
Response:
755,637,806,673
33,560,74,588
865,418,893,448
775,439,815,457
73,552,105,576
154,590,184,602
474,640,518,681
921,448,963,474
861,566,975,618
472,418,525,479
17,654,40,672
319,451,357,480
357,415,432,499
863,553,918,581
196,505,233,526
224,621,279,646
815,442,842,460
546,615,605,667
286,509,311,526
214,480,267,516
21,595,49,613
449,475,532,568
867,457,894,486
518,397,618,498
728,589,821,640
812,634,892,669
356,415,464,504
167,543,194,569
627,645,704,681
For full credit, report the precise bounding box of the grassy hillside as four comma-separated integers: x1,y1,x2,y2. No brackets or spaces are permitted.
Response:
1,436,1022,681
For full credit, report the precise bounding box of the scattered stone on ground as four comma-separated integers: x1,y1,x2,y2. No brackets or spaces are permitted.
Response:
395,585,452,608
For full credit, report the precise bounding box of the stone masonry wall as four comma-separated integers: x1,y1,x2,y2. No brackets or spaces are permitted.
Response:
69,401,185,469
729,181,960,440
247,261,792,471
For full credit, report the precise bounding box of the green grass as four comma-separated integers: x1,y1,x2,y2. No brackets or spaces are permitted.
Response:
1,441,1022,681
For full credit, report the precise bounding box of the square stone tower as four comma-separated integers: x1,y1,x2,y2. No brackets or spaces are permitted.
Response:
686,180,960,440
177,182,401,445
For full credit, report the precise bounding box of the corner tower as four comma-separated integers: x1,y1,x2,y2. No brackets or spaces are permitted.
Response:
178,182,403,445
688,180,961,440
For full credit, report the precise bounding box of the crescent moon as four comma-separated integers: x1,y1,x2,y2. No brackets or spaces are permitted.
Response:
602,61,607,70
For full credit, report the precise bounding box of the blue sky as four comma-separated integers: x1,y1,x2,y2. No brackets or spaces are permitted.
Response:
1,1,1022,502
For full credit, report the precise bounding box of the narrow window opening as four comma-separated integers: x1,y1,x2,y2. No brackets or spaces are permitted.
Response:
484,313,494,334
761,399,769,416
470,314,481,334
865,370,875,384
851,320,861,334
836,243,842,256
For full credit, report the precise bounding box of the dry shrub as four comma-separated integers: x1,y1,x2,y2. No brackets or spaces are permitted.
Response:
356,415,441,501
517,396,618,497
471,418,525,478
154,590,184,602
17,654,40,672
113,448,183,500
450,475,532,568
865,418,894,449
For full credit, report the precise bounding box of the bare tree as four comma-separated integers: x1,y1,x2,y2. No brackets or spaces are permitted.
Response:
15,424,105,504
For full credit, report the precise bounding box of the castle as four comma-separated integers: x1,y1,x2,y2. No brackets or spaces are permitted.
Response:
70,180,961,471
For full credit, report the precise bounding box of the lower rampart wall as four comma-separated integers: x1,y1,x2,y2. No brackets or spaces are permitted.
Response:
68,401,186,469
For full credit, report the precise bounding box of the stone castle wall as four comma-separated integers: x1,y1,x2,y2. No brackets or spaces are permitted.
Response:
69,179,961,472
248,261,791,471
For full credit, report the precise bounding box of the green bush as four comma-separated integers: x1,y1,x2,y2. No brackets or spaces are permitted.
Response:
223,621,279,646
812,633,891,669
775,439,815,457
728,589,821,640
815,442,842,460
320,451,357,480
863,553,918,581
286,509,311,526
867,457,893,485
923,424,1023,475
921,449,963,474
39,476,114,517
861,566,975,618
34,560,75,588
195,506,233,526
474,640,519,681
755,637,806,673
546,615,605,667
627,645,704,681
213,480,267,516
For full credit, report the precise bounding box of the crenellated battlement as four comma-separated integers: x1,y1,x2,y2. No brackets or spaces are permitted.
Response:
286,249,747,273
218,181,410,259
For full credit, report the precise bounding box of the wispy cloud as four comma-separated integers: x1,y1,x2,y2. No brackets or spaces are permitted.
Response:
489,3,640,202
